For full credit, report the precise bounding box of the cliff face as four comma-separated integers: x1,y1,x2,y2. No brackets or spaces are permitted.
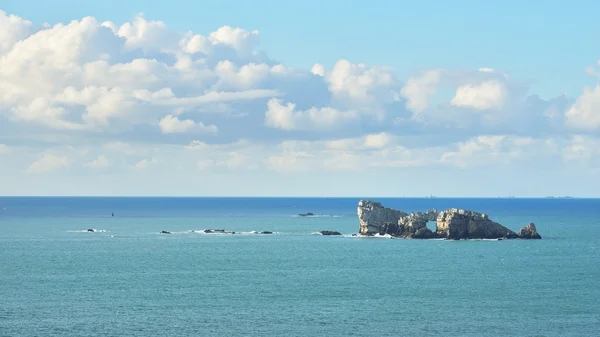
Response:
435,208,516,239
357,200,542,240
357,200,407,235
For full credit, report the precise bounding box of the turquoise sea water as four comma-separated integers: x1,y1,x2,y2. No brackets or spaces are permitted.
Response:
1,197,599,337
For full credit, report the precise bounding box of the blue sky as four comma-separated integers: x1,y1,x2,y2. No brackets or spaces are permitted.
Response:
0,1,599,196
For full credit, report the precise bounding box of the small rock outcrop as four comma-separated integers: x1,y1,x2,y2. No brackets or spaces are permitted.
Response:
358,200,408,235
320,231,342,236
299,212,314,217
519,223,542,239
436,209,516,239
160,230,171,234
357,200,542,240
87,229,95,232
203,229,235,234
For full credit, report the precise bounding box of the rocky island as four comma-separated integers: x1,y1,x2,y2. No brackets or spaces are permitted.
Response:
357,200,541,239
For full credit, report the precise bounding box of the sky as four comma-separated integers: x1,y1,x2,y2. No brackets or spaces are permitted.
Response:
0,1,600,197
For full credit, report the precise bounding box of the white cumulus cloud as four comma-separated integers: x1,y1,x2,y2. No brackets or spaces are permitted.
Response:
401,69,442,114
0,9,597,196
265,98,357,131
565,85,600,130
451,80,507,110
158,115,218,134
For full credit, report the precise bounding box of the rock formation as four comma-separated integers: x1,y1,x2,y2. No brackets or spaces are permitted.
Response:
357,200,408,235
378,210,439,238
357,200,542,240
436,208,516,239
518,223,542,239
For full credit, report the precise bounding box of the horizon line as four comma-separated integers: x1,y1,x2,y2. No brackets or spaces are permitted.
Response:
0,195,593,199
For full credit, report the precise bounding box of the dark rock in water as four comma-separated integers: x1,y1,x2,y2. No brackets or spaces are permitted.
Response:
87,229,95,232
160,230,171,234
259,231,273,234
379,222,399,236
203,229,235,234
320,231,342,236
519,223,542,239
412,227,436,239
299,212,314,217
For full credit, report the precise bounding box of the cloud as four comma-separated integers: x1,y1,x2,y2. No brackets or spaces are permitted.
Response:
0,10,34,55
450,80,507,110
103,142,137,155
1,9,599,196
133,158,157,170
565,85,600,130
84,155,109,168
26,154,71,174
400,70,442,114
158,114,218,134
561,135,600,167
0,11,280,135
263,133,440,172
264,98,357,130
311,64,325,76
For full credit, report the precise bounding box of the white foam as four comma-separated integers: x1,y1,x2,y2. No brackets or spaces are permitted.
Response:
342,233,396,239
293,214,345,218
242,231,279,235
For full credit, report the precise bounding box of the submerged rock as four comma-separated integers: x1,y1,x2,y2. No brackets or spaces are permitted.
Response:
519,223,542,239
259,231,273,234
357,200,542,240
299,212,314,217
160,230,171,234
319,231,342,236
87,229,95,232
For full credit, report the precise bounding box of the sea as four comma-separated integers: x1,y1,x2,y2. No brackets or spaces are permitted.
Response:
0,197,599,337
